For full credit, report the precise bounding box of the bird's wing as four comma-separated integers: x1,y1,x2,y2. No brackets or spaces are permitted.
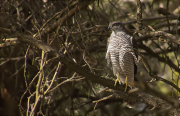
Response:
119,47,135,83
105,48,112,67
131,37,138,74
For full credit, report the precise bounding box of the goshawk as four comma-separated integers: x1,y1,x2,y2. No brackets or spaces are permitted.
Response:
106,21,138,91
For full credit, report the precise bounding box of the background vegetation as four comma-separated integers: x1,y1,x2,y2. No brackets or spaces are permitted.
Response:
0,0,180,115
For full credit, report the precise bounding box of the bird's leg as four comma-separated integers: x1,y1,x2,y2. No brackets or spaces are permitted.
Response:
114,73,121,86
124,76,128,92
124,76,132,92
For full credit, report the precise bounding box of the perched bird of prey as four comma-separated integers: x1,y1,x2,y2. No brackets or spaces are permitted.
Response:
106,21,138,91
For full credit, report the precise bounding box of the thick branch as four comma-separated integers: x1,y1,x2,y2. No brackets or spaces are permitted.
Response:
138,43,180,72
141,31,180,44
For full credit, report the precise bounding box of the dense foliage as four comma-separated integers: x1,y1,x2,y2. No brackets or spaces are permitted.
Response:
0,0,180,115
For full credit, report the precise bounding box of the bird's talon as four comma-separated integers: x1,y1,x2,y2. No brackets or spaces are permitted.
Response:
113,78,121,86
124,76,132,92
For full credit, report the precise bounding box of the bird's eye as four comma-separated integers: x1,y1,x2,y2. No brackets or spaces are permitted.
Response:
113,23,119,26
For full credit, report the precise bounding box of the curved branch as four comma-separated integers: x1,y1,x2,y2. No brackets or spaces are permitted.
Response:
138,43,180,72
142,31,180,44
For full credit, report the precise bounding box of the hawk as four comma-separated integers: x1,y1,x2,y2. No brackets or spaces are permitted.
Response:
106,21,138,91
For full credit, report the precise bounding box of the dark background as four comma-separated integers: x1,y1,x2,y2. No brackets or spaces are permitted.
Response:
0,0,180,115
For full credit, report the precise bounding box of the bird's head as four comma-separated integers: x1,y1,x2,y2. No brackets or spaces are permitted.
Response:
108,21,125,32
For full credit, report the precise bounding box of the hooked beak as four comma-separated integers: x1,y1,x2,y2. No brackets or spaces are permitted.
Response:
108,26,111,30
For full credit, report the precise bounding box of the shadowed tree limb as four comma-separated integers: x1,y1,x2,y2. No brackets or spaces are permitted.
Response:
138,43,180,72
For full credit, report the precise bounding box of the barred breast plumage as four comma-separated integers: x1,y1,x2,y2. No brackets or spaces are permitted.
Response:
106,21,138,85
